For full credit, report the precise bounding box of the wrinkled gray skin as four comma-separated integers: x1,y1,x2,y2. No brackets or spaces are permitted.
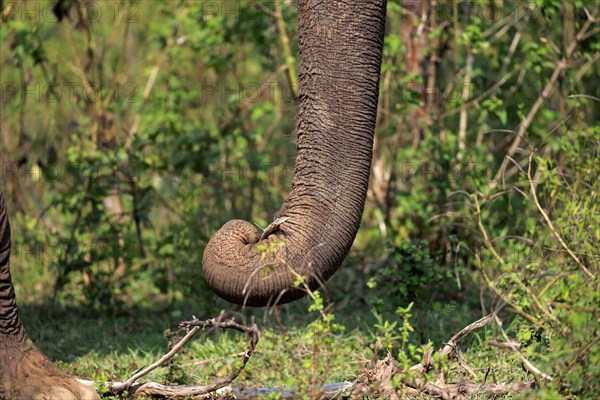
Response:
0,1,387,396
0,192,99,399
203,0,387,306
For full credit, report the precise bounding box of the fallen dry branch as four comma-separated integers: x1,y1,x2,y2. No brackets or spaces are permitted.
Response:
352,313,537,399
229,381,355,399
487,339,520,350
493,313,554,383
353,355,533,400
438,313,494,358
108,315,259,398
406,379,535,399
110,325,202,393
84,312,541,399
409,313,494,376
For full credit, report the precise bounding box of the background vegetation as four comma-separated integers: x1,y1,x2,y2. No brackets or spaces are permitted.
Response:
0,0,598,398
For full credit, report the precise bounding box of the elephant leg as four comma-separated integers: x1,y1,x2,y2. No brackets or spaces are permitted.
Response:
0,338,98,400
0,191,99,400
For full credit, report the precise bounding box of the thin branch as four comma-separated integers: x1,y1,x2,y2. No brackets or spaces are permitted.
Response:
571,51,600,85
124,60,163,150
568,94,600,102
439,313,495,358
241,64,288,108
498,3,535,78
526,152,594,280
493,314,554,383
457,49,473,161
487,340,520,350
437,69,516,119
477,255,541,325
493,11,598,184
274,0,298,98
354,314,535,399
418,380,534,397
111,326,201,392
110,313,257,398
474,195,504,265
123,7,191,150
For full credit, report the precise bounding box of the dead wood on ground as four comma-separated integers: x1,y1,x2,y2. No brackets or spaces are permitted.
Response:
87,312,541,399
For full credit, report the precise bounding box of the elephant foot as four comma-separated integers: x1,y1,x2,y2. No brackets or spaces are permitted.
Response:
0,338,99,400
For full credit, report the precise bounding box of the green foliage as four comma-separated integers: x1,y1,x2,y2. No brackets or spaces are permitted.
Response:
93,371,118,400
474,128,599,397
1,0,598,398
257,240,284,254
2,0,298,313
368,240,453,308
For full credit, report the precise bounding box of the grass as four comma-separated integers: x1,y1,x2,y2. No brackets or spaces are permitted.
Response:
11,215,583,399
14,267,536,400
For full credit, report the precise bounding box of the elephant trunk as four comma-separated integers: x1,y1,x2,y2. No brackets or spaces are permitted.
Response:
202,0,387,306
0,192,27,342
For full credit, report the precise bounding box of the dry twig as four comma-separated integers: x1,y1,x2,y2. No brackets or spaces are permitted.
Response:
353,314,535,399
493,10,598,184
493,314,554,383
109,314,258,398
526,152,594,280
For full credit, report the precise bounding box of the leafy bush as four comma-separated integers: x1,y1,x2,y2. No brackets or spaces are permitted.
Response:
368,241,449,306
1,1,598,398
